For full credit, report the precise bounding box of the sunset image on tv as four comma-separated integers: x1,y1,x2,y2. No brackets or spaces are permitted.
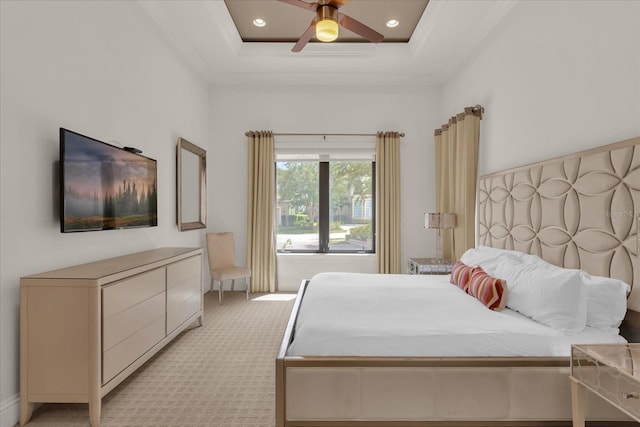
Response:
61,129,157,232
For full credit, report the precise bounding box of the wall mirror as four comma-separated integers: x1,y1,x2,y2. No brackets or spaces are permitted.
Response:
177,137,206,231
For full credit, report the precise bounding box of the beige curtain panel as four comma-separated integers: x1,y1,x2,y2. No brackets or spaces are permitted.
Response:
434,106,482,260
376,131,402,274
246,131,277,293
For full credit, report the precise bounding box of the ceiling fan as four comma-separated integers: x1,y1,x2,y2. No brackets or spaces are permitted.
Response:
278,0,384,52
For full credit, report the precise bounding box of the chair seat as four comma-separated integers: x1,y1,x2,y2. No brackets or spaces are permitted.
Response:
211,266,251,282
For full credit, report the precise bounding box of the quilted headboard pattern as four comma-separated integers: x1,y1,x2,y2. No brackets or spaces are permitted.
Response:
478,137,640,310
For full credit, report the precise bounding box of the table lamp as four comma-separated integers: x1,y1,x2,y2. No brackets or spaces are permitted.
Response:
424,212,456,260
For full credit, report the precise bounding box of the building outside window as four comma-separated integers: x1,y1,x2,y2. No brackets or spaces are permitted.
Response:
351,196,373,220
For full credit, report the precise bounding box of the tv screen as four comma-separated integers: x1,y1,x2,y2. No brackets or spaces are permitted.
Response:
60,128,158,232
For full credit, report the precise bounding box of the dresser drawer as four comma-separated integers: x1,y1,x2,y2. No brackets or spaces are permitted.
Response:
167,274,201,333
578,362,640,418
102,267,167,385
616,374,640,417
167,255,201,289
102,315,165,384
103,292,165,351
102,268,165,318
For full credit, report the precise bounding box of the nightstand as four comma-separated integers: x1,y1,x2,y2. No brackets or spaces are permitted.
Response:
570,343,640,426
407,258,453,275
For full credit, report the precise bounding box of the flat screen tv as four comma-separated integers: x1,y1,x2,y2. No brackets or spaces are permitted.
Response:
60,128,158,232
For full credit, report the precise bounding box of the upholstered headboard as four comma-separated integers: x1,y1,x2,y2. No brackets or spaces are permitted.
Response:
478,136,640,310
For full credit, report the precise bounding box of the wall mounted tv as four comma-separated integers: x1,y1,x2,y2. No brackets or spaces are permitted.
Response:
60,128,158,232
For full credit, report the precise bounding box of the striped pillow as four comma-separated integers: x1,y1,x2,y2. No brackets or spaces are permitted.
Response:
467,267,507,311
450,261,474,292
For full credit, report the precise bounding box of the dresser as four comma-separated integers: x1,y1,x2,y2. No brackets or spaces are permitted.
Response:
570,343,640,426
20,247,203,427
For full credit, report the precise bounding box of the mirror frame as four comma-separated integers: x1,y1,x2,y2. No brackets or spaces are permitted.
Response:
177,137,206,231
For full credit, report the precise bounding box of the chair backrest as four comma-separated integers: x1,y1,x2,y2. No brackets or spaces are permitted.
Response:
206,232,236,271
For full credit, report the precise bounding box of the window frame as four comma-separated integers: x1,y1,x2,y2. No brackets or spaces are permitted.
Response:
276,160,376,254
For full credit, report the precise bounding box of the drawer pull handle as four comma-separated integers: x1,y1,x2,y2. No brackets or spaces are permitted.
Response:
622,392,639,399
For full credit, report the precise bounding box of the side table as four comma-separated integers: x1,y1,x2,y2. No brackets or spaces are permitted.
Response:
407,258,453,275
570,343,640,426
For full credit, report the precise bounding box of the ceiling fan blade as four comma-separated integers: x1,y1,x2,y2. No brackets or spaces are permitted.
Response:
292,20,317,52
277,0,318,12
338,13,384,43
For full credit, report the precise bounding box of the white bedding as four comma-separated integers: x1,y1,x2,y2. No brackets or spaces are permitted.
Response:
287,272,626,357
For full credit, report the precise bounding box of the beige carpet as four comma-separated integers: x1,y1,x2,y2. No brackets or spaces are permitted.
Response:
22,291,295,427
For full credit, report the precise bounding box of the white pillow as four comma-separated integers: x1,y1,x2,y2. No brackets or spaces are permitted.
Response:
515,251,559,268
581,273,629,334
459,246,524,275
510,251,629,333
492,257,587,333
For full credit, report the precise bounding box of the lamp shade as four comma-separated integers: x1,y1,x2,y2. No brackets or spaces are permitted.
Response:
424,212,456,229
316,19,339,42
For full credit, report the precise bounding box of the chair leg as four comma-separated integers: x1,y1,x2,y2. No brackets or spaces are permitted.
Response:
210,278,214,294
246,277,250,300
219,280,223,305
231,279,235,291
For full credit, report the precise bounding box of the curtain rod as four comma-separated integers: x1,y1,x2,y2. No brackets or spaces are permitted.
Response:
245,132,405,137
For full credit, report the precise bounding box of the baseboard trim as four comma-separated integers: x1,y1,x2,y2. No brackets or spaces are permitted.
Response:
0,393,19,427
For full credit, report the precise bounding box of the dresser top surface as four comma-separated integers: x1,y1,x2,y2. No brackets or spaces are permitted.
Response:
22,247,202,281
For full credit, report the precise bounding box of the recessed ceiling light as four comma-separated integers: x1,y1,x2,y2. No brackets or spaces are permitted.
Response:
253,18,266,27
386,19,399,28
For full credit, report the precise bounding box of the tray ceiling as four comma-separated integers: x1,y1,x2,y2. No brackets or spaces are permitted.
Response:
136,0,517,86
224,0,428,43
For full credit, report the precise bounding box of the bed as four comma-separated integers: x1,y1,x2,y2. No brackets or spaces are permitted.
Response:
275,135,640,426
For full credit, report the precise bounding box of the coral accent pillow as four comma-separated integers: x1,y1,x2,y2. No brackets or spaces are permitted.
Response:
466,267,508,311
450,261,474,292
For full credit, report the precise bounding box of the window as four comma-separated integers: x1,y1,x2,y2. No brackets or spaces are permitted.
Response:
276,160,375,253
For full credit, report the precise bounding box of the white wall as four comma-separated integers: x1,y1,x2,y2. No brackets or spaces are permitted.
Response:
4,0,637,424
0,2,210,425
441,0,640,175
209,84,442,289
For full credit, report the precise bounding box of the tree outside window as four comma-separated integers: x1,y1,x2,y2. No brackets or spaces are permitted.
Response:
276,160,374,253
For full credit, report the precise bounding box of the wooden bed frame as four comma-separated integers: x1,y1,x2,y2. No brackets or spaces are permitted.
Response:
275,136,640,426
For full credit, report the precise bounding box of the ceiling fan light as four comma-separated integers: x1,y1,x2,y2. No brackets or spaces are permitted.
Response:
316,19,339,42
